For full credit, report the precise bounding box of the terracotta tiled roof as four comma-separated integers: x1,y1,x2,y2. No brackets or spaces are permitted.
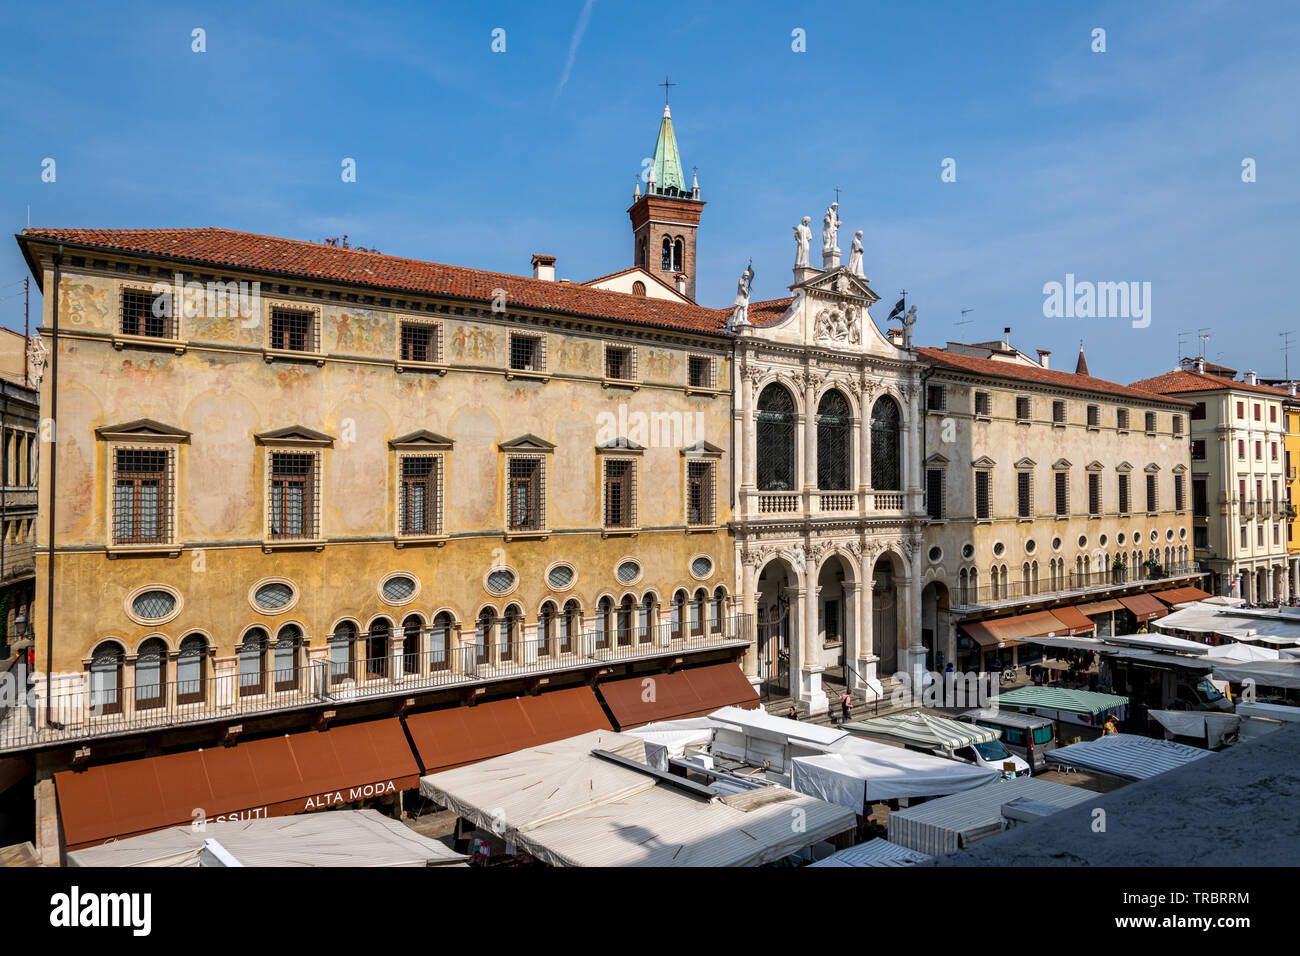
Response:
18,227,730,337
1129,368,1293,397
581,265,686,300
747,297,794,328
917,346,1191,406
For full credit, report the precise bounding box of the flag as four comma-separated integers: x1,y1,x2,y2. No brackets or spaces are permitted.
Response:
887,298,905,321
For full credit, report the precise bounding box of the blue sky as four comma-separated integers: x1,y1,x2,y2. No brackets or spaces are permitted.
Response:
1,0,1297,382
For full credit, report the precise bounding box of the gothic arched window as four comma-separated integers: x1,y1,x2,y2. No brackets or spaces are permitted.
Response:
661,237,672,271
672,237,684,272
757,384,797,491
870,395,902,491
817,390,852,490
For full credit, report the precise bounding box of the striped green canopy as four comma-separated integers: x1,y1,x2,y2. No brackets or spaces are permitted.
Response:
844,712,997,750
988,686,1129,716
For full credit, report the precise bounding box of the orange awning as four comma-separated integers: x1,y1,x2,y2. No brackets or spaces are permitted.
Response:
55,717,421,850
1077,599,1126,615
597,662,759,729
1048,606,1097,635
1154,586,1214,606
404,685,612,774
1118,593,1170,622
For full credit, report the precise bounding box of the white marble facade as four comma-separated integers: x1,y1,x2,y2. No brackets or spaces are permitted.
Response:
731,255,927,714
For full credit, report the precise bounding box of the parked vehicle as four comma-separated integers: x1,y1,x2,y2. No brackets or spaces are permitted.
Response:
957,709,1057,772
935,738,1030,779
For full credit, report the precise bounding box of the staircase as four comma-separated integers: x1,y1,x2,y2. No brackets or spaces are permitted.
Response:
762,678,912,727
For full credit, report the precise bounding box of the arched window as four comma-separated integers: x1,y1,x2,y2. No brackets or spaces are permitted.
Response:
329,621,357,685
639,593,655,644
475,608,495,665
617,595,635,647
501,605,522,662
638,239,647,269
561,599,582,654
135,637,168,709
692,588,708,637
430,612,452,672
661,237,672,271
672,589,688,640
89,641,125,716
177,634,207,705
757,385,797,491
402,614,424,675
870,395,902,490
596,597,612,650
631,280,646,297
958,568,969,605
239,628,268,697
366,619,390,680
990,565,1001,599
273,624,301,692
672,237,683,272
539,601,557,657
817,390,852,490
712,587,727,633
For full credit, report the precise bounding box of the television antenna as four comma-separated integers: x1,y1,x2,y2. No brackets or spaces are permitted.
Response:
957,308,974,326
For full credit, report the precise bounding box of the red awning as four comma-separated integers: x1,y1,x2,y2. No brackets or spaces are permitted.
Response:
1118,593,1170,622
55,717,421,850
1077,599,1126,616
1154,586,1214,606
597,662,759,729
1048,606,1097,636
403,685,612,774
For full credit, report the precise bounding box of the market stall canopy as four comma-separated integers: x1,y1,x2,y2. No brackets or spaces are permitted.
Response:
1211,660,1300,690
1100,648,1216,671
419,730,856,867
1154,586,1214,606
961,611,1073,649
1117,593,1168,622
809,839,932,867
67,809,467,867
404,686,612,774
1047,606,1097,635
623,716,722,770
596,662,759,729
1235,702,1300,722
55,718,421,850
1012,634,1105,651
1148,710,1242,748
1205,642,1280,662
844,711,997,750
888,777,1093,856
1076,599,1127,616
988,686,1129,716
790,737,998,809
1045,733,1212,780
1102,632,1210,654
1155,603,1300,644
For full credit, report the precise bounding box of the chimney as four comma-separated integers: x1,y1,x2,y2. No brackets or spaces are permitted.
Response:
1037,349,1051,369
531,253,556,282
1244,369,1258,386
1290,382,1298,398
1195,356,1205,373
675,273,687,295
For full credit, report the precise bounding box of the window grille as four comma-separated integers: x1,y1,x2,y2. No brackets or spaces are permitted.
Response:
268,452,318,540
132,589,176,620
1055,471,1069,516
238,630,267,697
399,455,441,535
121,288,171,338
616,560,640,583
974,391,991,416
113,447,173,545
1172,416,1183,436
1145,412,1157,432
399,321,440,363
1016,396,1031,421
270,306,317,353
605,346,636,381
926,469,945,520
817,391,852,491
1089,473,1101,515
691,555,713,577
975,470,991,519
486,568,516,594
1117,408,1130,430
1118,473,1131,514
1147,474,1158,511
254,582,294,611
382,575,417,603
687,460,716,526
1017,471,1033,518
757,385,797,491
547,564,575,589
506,456,545,530
603,458,637,528
1175,475,1186,512
1087,405,1100,427
688,356,713,388
1053,401,1066,424
870,396,901,491
509,333,545,372
927,385,946,411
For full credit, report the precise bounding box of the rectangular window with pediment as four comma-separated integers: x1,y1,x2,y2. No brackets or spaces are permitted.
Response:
687,460,717,526
113,447,173,545
507,457,545,531
268,452,319,539
398,455,443,535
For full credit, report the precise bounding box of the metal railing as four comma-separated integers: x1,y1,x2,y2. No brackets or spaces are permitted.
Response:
0,616,751,753
953,564,1198,607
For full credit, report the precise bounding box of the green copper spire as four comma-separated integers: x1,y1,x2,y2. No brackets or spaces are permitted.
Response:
651,104,687,195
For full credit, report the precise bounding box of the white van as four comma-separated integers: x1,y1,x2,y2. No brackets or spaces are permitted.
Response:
935,737,1031,779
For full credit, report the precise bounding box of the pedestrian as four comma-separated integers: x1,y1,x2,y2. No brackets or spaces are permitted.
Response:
944,662,954,676
1103,714,1119,735
787,705,799,721
839,691,851,724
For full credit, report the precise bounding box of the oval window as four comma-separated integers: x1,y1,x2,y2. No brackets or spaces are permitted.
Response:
616,560,641,583
691,556,713,578
547,564,575,590
1025,540,1036,554
992,542,1005,557
961,544,975,559
253,582,294,612
132,589,176,621
382,575,417,603
486,568,517,595
927,546,942,562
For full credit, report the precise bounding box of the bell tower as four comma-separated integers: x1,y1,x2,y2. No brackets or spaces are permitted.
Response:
628,79,704,301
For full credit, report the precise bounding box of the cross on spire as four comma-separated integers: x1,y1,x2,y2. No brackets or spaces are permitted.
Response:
834,186,841,205
659,75,676,105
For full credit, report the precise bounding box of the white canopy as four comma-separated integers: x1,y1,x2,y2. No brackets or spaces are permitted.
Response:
1235,701,1300,722
1205,642,1280,662
790,735,998,810
1101,632,1211,654
1156,603,1300,645
67,810,468,867
1148,710,1241,748
808,838,932,867
624,717,722,770
1212,660,1300,690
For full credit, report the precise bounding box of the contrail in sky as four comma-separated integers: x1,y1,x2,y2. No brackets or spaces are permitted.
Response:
554,0,596,103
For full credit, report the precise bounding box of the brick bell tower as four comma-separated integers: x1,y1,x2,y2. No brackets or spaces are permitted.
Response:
628,81,704,301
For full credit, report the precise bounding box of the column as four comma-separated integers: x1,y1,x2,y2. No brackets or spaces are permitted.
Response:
741,559,759,680
740,358,757,516
860,388,873,513
788,585,805,701
906,386,923,513
900,546,926,697
802,374,817,511
801,576,828,714
390,633,405,680
856,549,881,697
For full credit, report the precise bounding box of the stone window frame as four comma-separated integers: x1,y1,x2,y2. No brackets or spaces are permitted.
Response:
499,435,555,540
114,281,187,354
682,441,724,531
254,426,335,551
597,440,642,536
686,353,718,393
395,314,446,374
506,331,549,381
602,342,640,390
95,419,191,557
389,430,454,545
262,298,325,365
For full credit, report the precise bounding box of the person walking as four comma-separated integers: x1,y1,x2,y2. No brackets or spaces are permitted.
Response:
839,691,852,724
1102,714,1120,736
786,705,799,721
